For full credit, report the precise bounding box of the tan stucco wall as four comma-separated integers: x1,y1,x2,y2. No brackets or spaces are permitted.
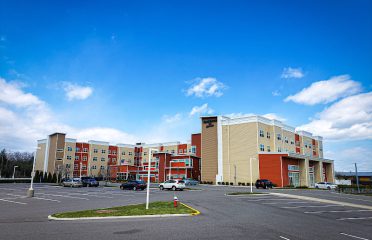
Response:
89,144,109,176
118,147,135,166
35,143,46,172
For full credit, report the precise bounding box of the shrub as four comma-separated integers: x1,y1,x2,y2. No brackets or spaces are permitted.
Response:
47,173,53,183
242,182,245,186
225,182,229,185
230,182,233,186
52,173,57,183
43,172,48,183
238,182,242,186
217,182,221,185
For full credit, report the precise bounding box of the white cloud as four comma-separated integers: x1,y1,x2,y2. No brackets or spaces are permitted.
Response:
272,90,281,96
62,82,93,101
326,147,372,172
0,77,137,151
186,77,226,98
262,113,286,122
281,67,304,79
297,92,372,140
285,75,362,105
189,104,214,116
162,113,182,124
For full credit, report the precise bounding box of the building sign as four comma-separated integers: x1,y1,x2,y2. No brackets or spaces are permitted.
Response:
203,119,217,128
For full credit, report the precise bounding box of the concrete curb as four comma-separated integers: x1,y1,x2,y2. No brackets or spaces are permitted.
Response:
269,192,372,210
48,202,200,221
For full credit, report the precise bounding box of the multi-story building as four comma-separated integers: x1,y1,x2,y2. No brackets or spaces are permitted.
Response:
201,115,334,187
35,133,201,182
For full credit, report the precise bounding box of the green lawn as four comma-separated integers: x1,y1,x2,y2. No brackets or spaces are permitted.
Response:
227,192,265,195
51,201,196,218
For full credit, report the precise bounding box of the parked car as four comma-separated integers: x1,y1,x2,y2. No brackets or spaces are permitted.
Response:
159,179,186,191
255,179,273,189
120,180,147,190
81,177,99,187
183,178,199,186
62,178,83,188
315,182,337,190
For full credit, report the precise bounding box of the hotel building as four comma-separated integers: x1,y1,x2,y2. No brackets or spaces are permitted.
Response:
201,115,334,187
34,133,201,182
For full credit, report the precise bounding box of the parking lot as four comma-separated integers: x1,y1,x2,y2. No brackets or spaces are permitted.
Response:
0,183,371,240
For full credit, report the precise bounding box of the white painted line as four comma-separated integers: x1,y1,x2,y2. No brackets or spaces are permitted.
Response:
305,210,372,214
242,198,293,201
339,232,369,240
281,204,341,209
337,216,372,221
0,198,27,205
38,193,89,200
48,213,193,221
33,197,61,202
279,236,291,240
262,201,309,205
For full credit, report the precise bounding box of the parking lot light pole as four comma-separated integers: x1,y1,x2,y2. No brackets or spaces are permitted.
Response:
28,147,41,197
355,163,360,194
146,148,158,210
12,166,18,179
250,157,253,193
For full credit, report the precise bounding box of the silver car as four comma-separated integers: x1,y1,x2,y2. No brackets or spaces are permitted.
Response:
183,178,199,186
62,178,83,188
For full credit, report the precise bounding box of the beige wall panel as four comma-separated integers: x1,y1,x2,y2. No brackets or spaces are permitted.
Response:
35,143,46,171
89,144,109,177
222,122,259,184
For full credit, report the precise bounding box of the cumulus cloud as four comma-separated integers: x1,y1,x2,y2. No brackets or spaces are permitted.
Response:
189,103,214,116
0,77,137,151
186,77,226,98
297,92,372,140
281,67,304,79
327,147,372,172
162,113,182,124
62,82,93,101
285,75,362,105
262,113,286,122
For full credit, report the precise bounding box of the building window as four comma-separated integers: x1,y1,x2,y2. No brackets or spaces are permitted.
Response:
267,146,271,152
121,159,125,164
74,164,78,170
76,147,80,152
171,150,175,154
259,129,264,137
67,146,72,151
83,156,87,161
83,148,88,152
267,132,271,139
92,165,97,170
129,152,132,156
277,147,282,152
82,165,87,170
277,134,282,141
288,165,299,171
179,149,182,153
191,146,196,154
66,164,70,168
112,158,116,162
93,157,97,161
112,151,116,155
108,150,111,154
284,137,288,143
56,158,63,161
290,139,294,145
122,151,125,155
57,148,64,152
100,166,105,170
101,157,105,161
144,152,147,156
67,156,72,160
75,156,79,160
101,149,106,154
259,144,265,152
94,148,98,153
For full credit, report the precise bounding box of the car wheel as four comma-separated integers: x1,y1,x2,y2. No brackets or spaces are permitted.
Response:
327,186,331,190
180,189,184,191
160,186,164,190
172,186,176,191
133,186,137,191
120,186,123,190
315,186,319,189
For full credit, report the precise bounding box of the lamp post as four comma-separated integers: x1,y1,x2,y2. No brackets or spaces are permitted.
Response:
146,148,158,210
79,162,82,179
355,163,360,194
12,166,18,179
27,147,41,197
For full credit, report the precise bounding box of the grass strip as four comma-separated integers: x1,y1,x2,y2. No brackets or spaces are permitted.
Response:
227,192,264,195
52,201,195,218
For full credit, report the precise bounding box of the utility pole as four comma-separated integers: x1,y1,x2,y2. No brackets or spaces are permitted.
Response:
355,163,360,194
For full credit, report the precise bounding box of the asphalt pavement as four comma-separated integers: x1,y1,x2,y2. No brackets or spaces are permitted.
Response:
0,183,371,240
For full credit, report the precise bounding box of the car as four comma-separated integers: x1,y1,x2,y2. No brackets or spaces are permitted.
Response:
81,177,99,187
315,182,337,190
159,179,186,191
255,179,273,189
120,180,147,190
62,178,83,188
183,178,199,186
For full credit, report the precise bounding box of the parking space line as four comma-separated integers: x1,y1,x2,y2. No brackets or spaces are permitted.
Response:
242,198,293,201
281,204,341,209
38,193,89,200
33,197,61,202
337,216,372,221
262,201,310,205
339,232,370,240
305,210,372,214
279,236,291,240
0,198,27,205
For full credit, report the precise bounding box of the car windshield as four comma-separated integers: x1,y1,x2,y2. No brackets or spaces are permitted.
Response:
178,180,185,183
136,181,145,184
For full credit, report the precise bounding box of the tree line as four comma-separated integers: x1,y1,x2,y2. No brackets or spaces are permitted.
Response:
0,149,33,178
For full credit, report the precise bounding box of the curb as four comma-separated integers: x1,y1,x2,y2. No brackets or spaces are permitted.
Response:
269,192,372,210
180,202,201,216
48,202,200,221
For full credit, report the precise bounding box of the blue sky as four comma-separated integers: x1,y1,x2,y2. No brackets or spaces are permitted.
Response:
0,0,371,171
